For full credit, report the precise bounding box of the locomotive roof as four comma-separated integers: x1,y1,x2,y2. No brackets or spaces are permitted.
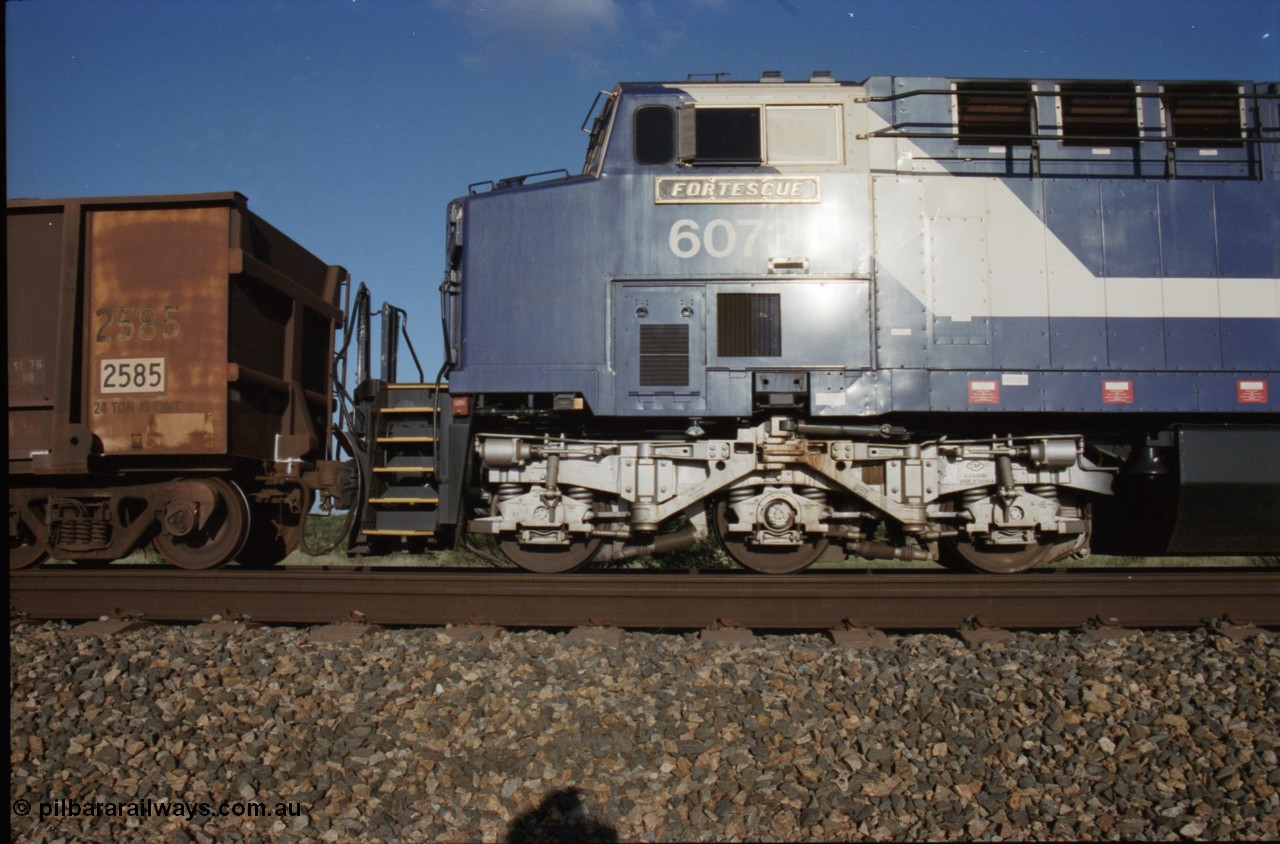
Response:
616,73,1270,92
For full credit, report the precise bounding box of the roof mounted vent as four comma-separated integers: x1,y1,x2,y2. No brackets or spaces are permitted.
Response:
760,70,784,82
809,70,835,83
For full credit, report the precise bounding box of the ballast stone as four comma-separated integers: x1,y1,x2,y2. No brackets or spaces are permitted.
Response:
8,623,1279,841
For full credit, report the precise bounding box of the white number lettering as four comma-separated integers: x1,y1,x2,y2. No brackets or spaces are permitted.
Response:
739,219,764,258
702,219,736,258
667,218,782,260
669,219,701,259
770,219,800,255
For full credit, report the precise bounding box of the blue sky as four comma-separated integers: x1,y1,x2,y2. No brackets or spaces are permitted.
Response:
7,0,1278,380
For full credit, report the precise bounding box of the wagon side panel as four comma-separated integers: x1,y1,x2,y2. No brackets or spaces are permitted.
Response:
7,208,68,464
85,206,230,455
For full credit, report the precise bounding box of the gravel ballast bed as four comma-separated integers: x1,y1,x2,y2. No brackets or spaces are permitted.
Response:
10,623,1279,842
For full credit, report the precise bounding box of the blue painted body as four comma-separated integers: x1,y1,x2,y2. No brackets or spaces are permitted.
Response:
446,76,1279,419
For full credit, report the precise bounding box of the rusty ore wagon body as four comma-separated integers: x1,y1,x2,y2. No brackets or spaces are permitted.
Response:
8,192,348,569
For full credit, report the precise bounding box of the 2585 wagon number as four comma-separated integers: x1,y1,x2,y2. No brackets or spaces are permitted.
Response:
100,358,166,394
95,305,180,343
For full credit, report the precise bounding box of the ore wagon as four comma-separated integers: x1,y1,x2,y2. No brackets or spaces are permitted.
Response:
8,192,348,569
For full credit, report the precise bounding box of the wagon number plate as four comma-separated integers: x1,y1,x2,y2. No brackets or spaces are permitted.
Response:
100,358,166,394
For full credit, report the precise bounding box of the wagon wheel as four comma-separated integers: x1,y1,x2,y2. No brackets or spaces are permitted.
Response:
236,509,299,568
713,499,828,575
237,487,312,568
497,534,602,573
9,517,49,571
153,478,251,570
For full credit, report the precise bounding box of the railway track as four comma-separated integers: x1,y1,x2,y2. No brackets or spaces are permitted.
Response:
10,566,1280,632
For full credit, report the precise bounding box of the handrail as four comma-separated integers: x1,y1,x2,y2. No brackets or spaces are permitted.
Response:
859,86,1278,179
864,87,1280,104
860,127,1280,145
468,169,573,195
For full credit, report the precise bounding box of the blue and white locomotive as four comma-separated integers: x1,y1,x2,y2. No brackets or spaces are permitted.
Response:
361,71,1280,573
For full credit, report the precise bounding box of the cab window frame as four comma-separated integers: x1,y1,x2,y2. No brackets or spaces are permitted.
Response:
676,103,844,167
633,105,676,166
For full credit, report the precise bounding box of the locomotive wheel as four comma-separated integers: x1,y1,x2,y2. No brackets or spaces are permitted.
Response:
713,499,828,575
497,535,602,573
943,536,1079,574
152,478,251,570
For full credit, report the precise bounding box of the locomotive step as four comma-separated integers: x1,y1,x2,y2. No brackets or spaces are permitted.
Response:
378,418,437,436
365,508,439,533
367,385,442,540
371,480,440,498
384,383,448,409
373,455,436,474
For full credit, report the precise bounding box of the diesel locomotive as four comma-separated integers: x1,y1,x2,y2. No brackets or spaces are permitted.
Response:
9,72,1280,574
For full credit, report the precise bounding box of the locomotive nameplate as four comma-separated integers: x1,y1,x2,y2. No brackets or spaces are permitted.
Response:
655,176,820,204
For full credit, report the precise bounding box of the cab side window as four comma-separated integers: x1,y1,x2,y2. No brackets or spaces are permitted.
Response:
687,107,762,165
675,104,843,166
765,105,842,164
634,106,675,165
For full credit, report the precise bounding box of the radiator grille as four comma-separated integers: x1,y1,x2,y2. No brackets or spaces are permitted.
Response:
717,293,781,357
639,324,689,386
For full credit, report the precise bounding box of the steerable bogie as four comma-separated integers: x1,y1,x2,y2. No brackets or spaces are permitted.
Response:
467,416,1109,574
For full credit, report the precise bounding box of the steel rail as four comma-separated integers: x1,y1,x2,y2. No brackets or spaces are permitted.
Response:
10,567,1280,630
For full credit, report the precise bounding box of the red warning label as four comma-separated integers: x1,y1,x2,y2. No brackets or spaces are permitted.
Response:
968,379,999,404
1238,380,1269,404
1102,380,1134,404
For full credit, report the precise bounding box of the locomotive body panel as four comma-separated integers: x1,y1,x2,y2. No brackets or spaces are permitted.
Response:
450,81,880,416
449,76,1278,419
